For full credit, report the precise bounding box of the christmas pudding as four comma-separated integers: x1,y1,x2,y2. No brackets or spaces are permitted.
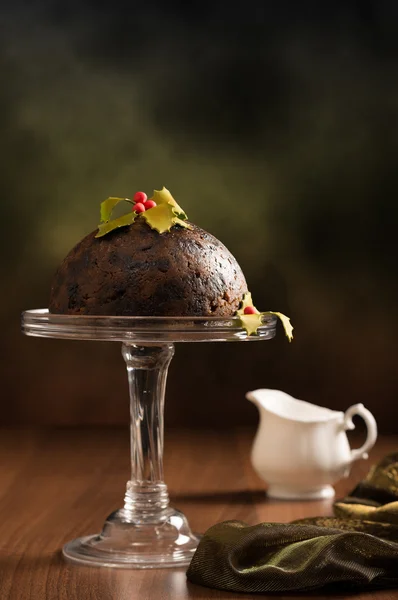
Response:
49,188,248,317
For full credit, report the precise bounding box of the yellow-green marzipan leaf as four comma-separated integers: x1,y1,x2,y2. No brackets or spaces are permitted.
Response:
238,311,293,340
100,197,131,223
235,292,293,340
142,202,191,234
151,187,188,219
142,203,174,233
96,187,189,237
95,211,137,238
265,311,294,342
239,313,263,336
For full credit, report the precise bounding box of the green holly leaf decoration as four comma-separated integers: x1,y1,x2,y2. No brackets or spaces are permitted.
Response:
100,197,131,224
142,202,189,234
236,292,262,336
96,187,190,238
96,196,136,237
151,187,188,219
236,292,293,341
95,211,137,238
143,187,191,233
239,313,264,336
265,311,294,342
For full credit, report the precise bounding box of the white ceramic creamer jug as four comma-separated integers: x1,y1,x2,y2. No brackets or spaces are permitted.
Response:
247,389,378,500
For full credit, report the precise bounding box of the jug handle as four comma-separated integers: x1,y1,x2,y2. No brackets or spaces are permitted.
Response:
343,403,378,462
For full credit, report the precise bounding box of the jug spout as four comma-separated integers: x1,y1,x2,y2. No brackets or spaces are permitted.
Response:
246,389,298,416
246,389,263,408
246,389,341,423
246,389,296,421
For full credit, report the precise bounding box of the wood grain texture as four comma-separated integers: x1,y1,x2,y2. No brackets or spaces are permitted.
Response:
0,429,396,600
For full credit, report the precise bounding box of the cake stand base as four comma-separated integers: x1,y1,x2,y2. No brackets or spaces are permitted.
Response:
63,507,200,569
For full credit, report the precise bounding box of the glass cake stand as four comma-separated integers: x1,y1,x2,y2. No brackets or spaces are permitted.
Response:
22,309,277,569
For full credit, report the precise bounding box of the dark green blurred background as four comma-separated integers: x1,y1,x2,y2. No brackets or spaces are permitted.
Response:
2,1,397,430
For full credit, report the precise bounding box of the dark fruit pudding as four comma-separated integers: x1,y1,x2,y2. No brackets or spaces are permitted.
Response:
49,218,248,317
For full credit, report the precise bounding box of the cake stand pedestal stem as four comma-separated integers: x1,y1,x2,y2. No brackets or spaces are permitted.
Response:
122,343,173,519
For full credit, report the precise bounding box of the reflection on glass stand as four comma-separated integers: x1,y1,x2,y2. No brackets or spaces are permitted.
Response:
22,310,276,568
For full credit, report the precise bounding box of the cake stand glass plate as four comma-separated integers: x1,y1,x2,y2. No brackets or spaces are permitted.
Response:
21,309,277,569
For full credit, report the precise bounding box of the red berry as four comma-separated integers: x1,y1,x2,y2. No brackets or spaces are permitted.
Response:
133,191,147,203
133,202,146,213
244,306,257,315
143,200,156,210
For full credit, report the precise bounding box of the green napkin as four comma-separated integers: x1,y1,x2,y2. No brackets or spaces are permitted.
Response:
187,452,398,593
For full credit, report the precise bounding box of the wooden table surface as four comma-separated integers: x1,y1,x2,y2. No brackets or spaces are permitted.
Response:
0,429,396,600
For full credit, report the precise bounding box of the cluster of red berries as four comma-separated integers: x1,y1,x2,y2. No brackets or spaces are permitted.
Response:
132,191,157,213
